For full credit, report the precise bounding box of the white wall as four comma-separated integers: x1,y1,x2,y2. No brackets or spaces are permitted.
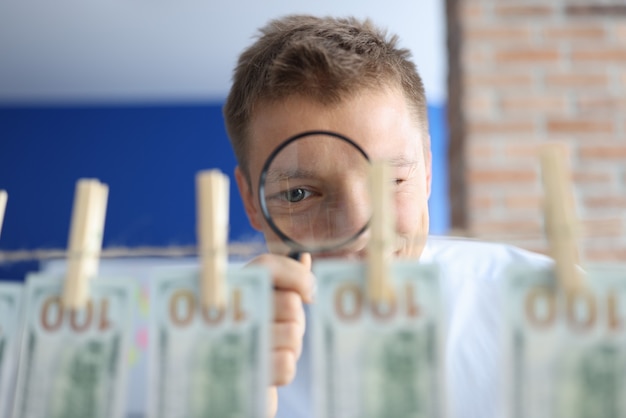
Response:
0,0,446,104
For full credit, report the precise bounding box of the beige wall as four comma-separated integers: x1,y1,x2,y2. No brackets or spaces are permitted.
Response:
457,0,626,261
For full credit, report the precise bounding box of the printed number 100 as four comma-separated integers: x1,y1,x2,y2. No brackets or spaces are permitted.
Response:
168,289,247,328
40,296,112,333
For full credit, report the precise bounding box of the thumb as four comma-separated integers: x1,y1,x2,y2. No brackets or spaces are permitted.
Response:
299,252,316,303
299,252,312,271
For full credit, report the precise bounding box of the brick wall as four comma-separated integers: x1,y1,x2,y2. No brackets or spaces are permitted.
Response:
454,0,626,262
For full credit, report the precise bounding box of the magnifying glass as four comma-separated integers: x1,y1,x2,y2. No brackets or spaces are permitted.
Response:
258,130,371,259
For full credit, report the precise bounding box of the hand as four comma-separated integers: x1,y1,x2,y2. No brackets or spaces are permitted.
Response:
246,253,315,418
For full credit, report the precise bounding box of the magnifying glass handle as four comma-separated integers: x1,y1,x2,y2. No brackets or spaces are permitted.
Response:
288,251,302,261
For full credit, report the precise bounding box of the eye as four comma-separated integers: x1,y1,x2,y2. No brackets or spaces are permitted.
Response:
280,188,311,203
392,164,416,186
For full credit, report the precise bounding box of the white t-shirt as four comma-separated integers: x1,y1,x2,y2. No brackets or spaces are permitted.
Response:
275,236,552,418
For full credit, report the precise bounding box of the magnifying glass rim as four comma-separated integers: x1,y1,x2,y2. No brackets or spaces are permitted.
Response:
258,130,371,254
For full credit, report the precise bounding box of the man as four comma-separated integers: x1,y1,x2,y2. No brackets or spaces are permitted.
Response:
223,14,550,418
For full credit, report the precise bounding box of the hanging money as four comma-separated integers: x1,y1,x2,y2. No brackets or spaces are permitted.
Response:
42,257,195,418
148,266,271,418
11,274,134,418
312,260,445,418
0,282,24,418
504,264,626,418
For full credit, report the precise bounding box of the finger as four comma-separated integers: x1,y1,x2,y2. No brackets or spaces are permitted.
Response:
299,252,316,301
248,254,315,303
273,321,305,358
300,252,312,270
274,290,305,324
272,349,297,386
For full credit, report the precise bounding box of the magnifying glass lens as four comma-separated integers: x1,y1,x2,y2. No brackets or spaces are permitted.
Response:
260,132,371,253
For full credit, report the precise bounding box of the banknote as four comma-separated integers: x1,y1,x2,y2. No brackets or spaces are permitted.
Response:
0,282,24,418
503,264,626,418
42,257,196,418
148,265,271,418
11,273,134,418
312,260,445,418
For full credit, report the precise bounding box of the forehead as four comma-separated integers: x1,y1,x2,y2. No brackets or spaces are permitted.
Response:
247,88,425,184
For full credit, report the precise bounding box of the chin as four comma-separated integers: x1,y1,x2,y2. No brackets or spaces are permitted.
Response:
395,234,427,260
312,250,366,262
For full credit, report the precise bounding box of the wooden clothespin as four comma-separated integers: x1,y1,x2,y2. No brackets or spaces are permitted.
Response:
63,179,109,310
540,143,585,294
196,169,229,309
367,160,395,303
0,190,7,239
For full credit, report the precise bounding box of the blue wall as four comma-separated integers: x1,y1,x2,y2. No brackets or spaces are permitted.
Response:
0,102,447,277
427,104,449,235
0,103,248,250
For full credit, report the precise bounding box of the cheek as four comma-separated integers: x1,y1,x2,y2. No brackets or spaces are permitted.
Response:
394,191,429,235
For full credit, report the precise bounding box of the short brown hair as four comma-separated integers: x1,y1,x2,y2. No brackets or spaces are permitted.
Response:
223,14,429,179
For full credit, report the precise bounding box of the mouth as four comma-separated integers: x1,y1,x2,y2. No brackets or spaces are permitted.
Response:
312,245,407,262
312,250,365,261
296,235,428,261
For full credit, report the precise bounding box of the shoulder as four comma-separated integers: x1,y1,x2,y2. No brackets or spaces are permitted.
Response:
422,235,552,282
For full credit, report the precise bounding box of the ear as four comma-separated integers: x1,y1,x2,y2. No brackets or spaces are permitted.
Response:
234,166,263,231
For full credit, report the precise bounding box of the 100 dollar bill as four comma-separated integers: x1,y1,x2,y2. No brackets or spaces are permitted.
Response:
0,283,24,418
148,266,271,418
312,260,445,418
42,257,196,418
504,264,626,418
11,274,134,418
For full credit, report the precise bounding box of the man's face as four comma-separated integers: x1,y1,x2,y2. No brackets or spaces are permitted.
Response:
235,87,432,259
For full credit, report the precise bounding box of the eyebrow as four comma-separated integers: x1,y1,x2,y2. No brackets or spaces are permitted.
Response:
265,158,416,182
264,167,318,184
387,156,418,168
